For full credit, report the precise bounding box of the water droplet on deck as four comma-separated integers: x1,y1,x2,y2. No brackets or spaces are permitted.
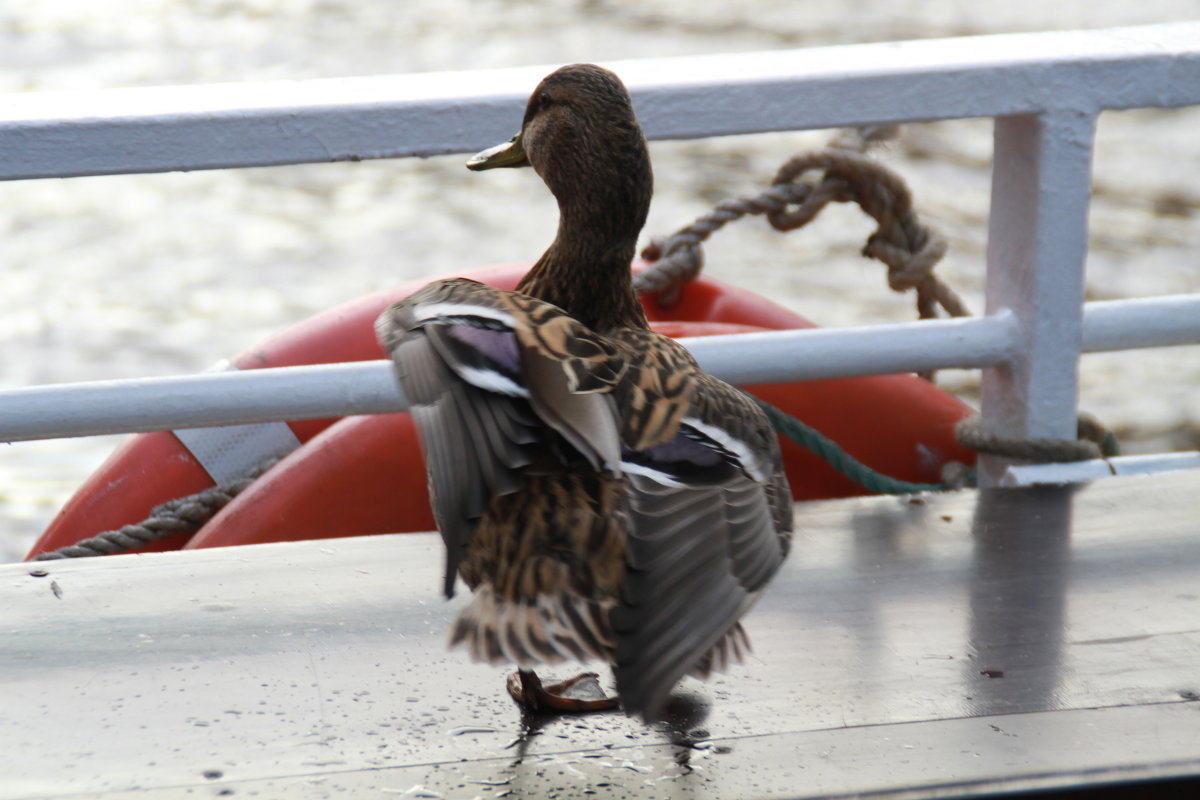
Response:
449,725,498,736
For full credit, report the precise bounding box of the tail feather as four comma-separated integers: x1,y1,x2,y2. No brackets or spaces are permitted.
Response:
689,622,752,679
450,586,615,667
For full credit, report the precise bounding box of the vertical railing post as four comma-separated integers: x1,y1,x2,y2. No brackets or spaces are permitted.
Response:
978,110,1098,486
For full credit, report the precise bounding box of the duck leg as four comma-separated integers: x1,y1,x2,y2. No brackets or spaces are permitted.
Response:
506,669,620,713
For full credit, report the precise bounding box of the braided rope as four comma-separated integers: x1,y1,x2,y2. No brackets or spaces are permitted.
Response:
955,413,1119,464
634,182,810,304
756,399,945,494
32,457,279,561
634,128,970,324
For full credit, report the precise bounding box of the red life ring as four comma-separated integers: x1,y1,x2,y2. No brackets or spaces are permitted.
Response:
26,262,975,559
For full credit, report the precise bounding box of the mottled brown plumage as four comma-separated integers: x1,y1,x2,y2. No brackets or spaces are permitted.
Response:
375,63,792,720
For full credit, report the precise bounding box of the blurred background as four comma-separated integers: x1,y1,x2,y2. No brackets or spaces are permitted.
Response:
1,1,1198,561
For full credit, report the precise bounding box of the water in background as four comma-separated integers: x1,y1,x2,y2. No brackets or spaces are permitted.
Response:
2,1,1198,561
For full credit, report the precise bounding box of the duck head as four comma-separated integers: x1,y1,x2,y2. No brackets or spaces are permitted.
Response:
469,64,653,268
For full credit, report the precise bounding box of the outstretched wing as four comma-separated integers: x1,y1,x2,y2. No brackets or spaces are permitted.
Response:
610,365,793,719
375,278,626,597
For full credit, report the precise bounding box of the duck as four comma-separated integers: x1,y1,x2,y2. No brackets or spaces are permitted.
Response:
375,63,792,721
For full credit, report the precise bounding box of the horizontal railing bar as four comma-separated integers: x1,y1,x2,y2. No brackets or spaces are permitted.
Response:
684,311,1018,385
0,313,1017,442
1081,294,1200,352
2,23,1198,181
1000,451,1200,488
2,294,1197,443
0,362,405,443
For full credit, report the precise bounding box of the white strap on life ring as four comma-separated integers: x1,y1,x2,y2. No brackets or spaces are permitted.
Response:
171,360,301,484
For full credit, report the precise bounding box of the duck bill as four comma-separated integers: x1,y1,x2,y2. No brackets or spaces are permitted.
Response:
466,134,529,170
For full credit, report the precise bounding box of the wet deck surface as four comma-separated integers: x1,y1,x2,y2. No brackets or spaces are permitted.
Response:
2,470,1198,799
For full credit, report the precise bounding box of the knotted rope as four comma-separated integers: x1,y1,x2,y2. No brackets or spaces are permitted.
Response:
32,457,279,561
635,125,969,323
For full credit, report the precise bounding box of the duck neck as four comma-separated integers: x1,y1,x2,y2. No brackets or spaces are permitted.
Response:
517,193,650,333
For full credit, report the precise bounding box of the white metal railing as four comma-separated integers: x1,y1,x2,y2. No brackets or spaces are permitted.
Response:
2,23,1200,487
3,298,1199,442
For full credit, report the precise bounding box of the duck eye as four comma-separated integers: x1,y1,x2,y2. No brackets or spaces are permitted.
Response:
538,91,555,109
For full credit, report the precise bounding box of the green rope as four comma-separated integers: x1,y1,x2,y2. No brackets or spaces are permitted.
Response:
754,398,951,495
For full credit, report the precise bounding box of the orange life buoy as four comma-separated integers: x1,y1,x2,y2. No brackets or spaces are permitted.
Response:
26,263,975,559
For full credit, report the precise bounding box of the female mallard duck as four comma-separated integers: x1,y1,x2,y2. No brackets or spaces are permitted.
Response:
375,63,792,721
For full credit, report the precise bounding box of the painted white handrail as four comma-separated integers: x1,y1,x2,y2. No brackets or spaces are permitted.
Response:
2,296,1198,443
3,22,1200,485
3,24,1198,180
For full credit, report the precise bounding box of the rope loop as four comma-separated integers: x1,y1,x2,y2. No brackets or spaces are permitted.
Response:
954,414,1119,464
636,127,970,325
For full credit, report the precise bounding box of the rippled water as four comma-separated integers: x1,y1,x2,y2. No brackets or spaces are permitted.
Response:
2,1,1198,561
